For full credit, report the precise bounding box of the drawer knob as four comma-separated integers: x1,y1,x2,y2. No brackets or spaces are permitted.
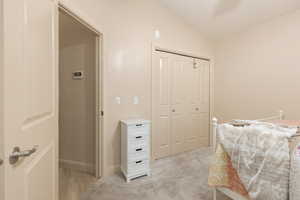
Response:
136,148,142,152
136,124,143,127
136,160,142,164
136,136,142,139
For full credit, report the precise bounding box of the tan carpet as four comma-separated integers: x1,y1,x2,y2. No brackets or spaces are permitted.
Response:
82,147,229,200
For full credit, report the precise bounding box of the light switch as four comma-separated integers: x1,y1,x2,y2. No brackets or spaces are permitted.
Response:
133,96,139,105
115,97,121,104
154,30,160,39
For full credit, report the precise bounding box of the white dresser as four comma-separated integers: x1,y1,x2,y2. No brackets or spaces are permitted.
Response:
121,119,151,182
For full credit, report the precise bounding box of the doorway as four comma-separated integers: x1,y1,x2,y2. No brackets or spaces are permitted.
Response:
58,6,102,200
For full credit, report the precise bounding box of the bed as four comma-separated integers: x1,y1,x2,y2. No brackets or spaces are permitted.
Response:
209,111,300,200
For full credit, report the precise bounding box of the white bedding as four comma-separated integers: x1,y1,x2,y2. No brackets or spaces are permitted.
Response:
290,143,300,200
218,122,297,200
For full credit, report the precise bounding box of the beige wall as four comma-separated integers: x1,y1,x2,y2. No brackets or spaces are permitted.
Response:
59,12,96,173
214,10,300,121
60,0,214,176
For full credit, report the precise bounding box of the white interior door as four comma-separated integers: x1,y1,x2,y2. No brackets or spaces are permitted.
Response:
185,59,201,151
198,59,210,114
2,0,58,200
152,51,172,159
185,58,210,150
170,56,190,155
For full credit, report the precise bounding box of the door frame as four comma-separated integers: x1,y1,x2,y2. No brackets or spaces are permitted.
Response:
57,2,104,178
0,0,4,198
150,44,213,160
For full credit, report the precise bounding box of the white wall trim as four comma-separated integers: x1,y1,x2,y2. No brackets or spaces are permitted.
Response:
0,0,4,199
209,59,215,147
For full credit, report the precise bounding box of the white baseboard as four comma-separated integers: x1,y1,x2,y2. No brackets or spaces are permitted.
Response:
59,159,95,174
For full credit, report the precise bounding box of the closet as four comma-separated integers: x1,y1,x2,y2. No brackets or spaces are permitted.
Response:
152,50,210,160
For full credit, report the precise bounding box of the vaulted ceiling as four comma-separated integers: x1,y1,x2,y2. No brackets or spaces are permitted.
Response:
159,0,300,39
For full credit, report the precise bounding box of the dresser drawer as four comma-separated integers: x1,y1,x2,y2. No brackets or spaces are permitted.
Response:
128,134,148,145
127,159,149,174
128,150,148,162
128,144,148,157
128,123,150,133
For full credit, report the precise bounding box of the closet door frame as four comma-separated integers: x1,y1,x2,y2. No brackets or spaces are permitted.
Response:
151,44,213,160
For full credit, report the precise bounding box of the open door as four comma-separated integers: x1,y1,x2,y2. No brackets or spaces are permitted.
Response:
2,0,58,199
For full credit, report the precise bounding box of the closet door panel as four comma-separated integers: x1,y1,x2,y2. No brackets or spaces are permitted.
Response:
170,56,189,155
199,113,209,146
171,58,185,105
189,59,210,113
185,59,210,150
185,60,200,150
185,114,200,151
198,60,210,146
190,61,201,105
171,113,186,154
157,113,170,156
152,53,171,159
199,60,210,113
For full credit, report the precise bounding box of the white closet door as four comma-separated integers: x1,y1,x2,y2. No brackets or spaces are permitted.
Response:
152,52,172,159
183,58,210,151
170,55,191,155
187,59,210,149
152,52,210,159
199,113,209,146
200,60,210,145
199,59,210,113
185,59,201,150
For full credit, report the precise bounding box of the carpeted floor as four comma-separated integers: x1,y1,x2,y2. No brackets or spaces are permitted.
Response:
82,147,229,200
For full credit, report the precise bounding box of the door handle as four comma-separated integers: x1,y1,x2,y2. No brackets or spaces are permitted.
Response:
9,146,38,165
0,159,3,166
172,109,176,112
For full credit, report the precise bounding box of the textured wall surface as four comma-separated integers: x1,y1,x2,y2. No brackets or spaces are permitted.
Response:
215,10,300,121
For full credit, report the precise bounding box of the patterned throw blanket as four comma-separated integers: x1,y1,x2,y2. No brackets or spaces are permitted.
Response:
208,122,298,200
